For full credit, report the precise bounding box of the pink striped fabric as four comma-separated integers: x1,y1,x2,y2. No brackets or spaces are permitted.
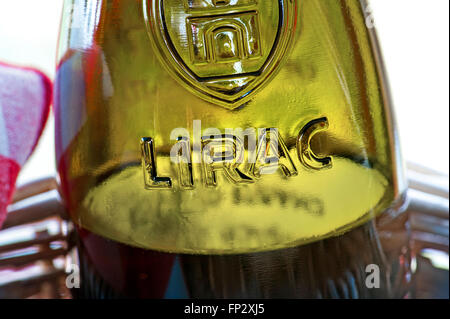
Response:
0,62,52,228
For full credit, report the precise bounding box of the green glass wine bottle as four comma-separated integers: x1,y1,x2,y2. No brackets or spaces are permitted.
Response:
55,0,411,298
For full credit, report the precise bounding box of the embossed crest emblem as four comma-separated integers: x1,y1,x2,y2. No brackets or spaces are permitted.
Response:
144,0,296,109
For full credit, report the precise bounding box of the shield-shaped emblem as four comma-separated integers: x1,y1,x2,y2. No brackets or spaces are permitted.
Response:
144,0,296,109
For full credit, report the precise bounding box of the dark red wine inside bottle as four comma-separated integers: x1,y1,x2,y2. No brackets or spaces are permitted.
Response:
72,219,412,299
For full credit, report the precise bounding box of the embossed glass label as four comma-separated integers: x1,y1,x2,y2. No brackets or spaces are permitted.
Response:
144,0,296,108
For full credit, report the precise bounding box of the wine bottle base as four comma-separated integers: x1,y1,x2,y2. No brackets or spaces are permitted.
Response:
72,220,410,299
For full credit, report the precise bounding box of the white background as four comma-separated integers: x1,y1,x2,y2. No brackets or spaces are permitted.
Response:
0,0,448,185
